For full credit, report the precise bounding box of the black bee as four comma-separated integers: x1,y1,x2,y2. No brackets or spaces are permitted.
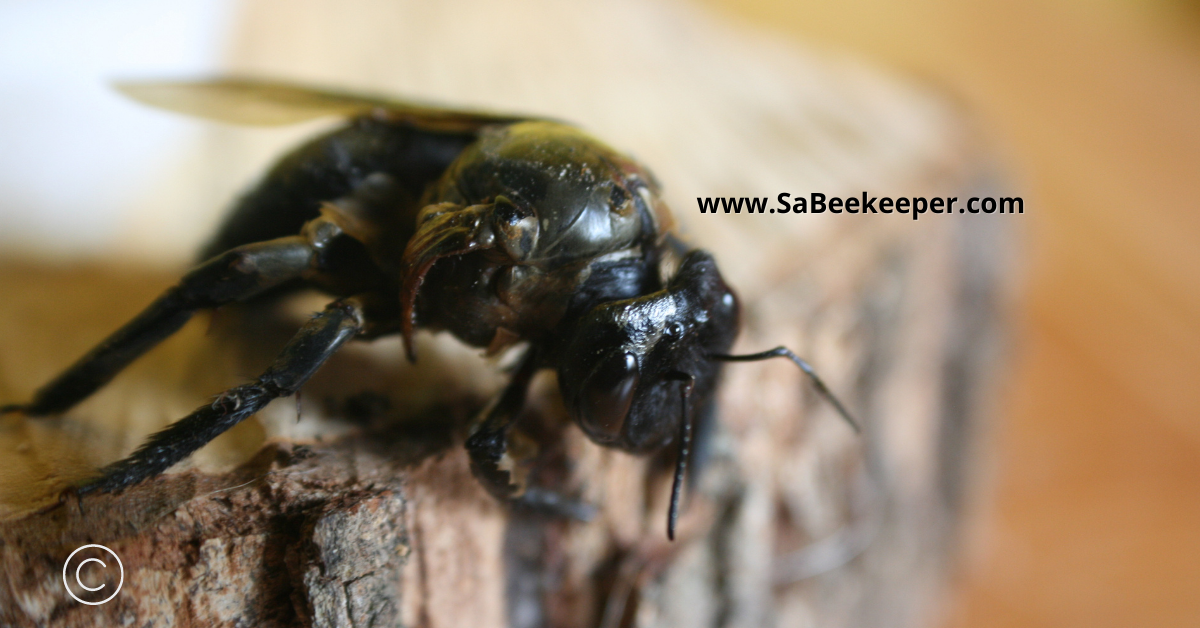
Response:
0,80,856,539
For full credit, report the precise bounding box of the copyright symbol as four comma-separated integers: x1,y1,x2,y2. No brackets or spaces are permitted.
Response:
63,544,123,605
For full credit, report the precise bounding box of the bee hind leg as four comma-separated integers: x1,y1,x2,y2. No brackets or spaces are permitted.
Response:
6,233,335,418
75,298,364,496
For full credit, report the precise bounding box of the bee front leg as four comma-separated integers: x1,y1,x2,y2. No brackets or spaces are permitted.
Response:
465,349,539,501
464,351,596,521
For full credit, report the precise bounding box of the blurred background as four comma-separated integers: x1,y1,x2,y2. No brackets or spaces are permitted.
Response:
693,2,1200,627
1,0,1197,626
701,1,1200,627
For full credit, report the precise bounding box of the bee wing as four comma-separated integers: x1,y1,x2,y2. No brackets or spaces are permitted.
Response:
115,78,529,131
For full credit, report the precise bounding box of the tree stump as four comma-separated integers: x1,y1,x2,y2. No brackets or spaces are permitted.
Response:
0,1,1010,626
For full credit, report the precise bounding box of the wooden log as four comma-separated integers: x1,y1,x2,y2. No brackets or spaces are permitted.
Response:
0,1,1010,626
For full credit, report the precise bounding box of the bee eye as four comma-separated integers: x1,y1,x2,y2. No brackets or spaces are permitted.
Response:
579,352,639,441
664,322,685,339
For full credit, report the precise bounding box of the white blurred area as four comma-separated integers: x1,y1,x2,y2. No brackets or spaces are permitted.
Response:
0,0,234,259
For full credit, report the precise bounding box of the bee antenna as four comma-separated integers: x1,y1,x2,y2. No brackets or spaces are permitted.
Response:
664,372,695,541
709,347,860,433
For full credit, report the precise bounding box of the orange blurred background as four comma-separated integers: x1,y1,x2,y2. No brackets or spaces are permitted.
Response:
696,0,1200,626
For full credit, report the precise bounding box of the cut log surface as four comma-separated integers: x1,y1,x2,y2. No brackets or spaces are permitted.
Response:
0,1,1011,627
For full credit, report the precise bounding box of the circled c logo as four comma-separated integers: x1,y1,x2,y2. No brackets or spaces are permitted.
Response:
63,544,124,605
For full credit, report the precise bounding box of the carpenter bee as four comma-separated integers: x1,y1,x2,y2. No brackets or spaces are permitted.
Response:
0,80,857,539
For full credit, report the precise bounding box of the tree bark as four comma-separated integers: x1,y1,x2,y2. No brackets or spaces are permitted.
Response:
0,1,1010,626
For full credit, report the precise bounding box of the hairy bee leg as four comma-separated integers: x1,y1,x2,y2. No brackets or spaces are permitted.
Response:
465,349,539,500
397,201,500,361
11,233,334,417
76,298,364,496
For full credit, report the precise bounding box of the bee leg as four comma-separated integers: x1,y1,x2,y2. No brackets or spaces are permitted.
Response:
465,349,539,501
7,229,339,418
397,201,503,361
76,298,364,496
464,350,595,521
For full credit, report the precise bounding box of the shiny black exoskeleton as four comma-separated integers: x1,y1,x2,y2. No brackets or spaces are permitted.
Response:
1,80,855,539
